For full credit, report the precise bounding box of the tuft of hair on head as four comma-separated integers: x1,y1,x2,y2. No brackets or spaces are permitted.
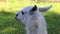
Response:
30,5,37,11
29,5,37,14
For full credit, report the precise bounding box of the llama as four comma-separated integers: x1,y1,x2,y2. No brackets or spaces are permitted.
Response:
15,5,52,34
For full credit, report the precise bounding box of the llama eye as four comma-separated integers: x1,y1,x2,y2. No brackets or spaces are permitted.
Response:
21,12,24,15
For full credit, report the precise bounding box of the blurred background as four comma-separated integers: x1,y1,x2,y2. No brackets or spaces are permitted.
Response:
0,0,60,34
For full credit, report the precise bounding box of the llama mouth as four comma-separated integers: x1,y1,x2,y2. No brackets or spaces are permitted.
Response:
15,17,17,20
15,17,19,21
15,17,22,22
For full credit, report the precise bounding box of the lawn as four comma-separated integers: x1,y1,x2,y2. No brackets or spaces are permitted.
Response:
0,1,60,34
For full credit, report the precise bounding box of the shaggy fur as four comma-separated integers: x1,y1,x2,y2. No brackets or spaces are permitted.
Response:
15,5,52,34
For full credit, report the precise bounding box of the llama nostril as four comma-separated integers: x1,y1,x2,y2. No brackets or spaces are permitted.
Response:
16,14,18,16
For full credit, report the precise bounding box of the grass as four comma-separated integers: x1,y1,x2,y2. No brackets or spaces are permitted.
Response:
0,1,60,34
0,10,25,34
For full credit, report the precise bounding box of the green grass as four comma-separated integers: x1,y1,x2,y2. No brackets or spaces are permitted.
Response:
0,10,25,34
0,1,60,34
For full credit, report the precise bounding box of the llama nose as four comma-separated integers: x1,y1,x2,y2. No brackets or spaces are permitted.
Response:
15,17,17,20
16,14,18,16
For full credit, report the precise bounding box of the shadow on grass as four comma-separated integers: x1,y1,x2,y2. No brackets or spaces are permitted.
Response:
0,10,60,34
43,11,60,34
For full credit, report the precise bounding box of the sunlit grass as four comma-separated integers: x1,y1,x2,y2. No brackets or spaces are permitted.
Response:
0,2,60,13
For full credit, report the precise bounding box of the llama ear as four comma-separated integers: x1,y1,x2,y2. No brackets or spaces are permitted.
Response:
39,5,52,12
30,5,37,11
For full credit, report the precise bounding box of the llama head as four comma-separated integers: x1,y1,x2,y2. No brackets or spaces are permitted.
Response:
15,5,52,24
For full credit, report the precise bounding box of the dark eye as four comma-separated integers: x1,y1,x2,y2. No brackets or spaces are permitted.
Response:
21,12,24,15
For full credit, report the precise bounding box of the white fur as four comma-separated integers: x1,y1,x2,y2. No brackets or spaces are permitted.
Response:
15,5,52,34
